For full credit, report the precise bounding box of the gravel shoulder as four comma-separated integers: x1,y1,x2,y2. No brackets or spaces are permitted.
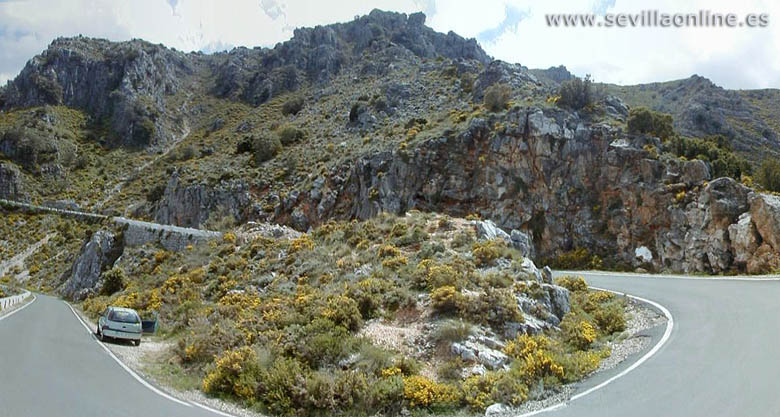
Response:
70,305,267,417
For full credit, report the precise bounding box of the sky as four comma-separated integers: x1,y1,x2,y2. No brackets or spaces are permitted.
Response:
0,0,778,89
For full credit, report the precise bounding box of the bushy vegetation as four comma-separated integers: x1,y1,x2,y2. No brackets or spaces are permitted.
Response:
251,134,282,165
756,158,780,192
627,107,674,140
542,248,603,270
75,213,625,416
557,75,593,110
668,135,751,179
483,83,512,112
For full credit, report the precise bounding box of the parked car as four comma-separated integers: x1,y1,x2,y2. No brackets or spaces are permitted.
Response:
96,307,142,346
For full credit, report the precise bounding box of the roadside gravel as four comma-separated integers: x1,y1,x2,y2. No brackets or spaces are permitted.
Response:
508,296,668,416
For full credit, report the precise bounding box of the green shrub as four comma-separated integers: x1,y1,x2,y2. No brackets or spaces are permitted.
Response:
591,300,626,335
668,135,750,179
483,83,511,112
627,107,674,140
460,288,524,328
100,267,126,296
560,312,597,349
472,239,502,267
252,134,282,165
257,357,309,415
281,96,304,116
755,158,780,192
321,296,362,331
432,319,472,344
277,125,306,145
557,75,593,110
430,286,460,314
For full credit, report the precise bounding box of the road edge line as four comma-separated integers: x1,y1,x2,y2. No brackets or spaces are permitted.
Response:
514,286,674,417
64,301,194,409
0,293,36,322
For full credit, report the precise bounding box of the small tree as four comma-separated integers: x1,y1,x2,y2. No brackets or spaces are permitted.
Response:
483,83,512,112
557,75,593,110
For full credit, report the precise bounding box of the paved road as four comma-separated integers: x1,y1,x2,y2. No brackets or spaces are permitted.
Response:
0,295,222,417
544,272,780,417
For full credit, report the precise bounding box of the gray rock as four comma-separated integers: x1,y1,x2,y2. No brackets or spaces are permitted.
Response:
510,229,535,258
0,163,26,201
474,219,510,242
451,340,509,370
60,230,123,300
485,403,512,417
541,266,553,284
728,213,759,266
153,171,251,228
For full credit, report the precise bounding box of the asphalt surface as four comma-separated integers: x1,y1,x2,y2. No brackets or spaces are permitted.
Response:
0,294,222,417
2,274,780,416
544,272,780,417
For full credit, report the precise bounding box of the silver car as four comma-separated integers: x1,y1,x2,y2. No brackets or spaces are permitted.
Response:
96,306,142,345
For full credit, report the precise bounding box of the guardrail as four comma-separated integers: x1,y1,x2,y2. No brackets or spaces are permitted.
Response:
0,290,31,312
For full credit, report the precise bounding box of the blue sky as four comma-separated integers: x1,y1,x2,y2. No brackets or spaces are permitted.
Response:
0,0,778,89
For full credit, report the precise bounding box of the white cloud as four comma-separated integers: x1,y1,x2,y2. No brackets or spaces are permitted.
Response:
0,0,777,89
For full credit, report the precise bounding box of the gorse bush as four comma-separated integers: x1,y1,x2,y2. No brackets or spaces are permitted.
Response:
100,267,126,296
557,75,593,110
483,83,512,112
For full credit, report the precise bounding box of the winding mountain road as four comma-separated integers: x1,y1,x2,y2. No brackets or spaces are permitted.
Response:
1,272,779,416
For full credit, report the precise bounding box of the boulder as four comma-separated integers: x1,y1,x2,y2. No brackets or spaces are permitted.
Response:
474,219,511,242
749,192,780,251
728,213,760,266
451,340,509,370
60,230,123,300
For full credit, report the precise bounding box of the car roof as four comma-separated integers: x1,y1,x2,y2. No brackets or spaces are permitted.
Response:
108,306,138,313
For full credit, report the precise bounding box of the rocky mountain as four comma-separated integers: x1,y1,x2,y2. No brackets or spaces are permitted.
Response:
603,75,780,164
1,9,780,275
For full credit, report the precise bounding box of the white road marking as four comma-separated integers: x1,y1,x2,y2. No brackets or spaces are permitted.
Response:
0,293,36,322
64,301,193,408
189,400,239,417
514,286,675,417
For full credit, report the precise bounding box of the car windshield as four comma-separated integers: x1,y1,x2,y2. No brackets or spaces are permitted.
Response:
109,310,139,323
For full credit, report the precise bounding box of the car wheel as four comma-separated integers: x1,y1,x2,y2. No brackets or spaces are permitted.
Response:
98,329,105,342
134,339,141,346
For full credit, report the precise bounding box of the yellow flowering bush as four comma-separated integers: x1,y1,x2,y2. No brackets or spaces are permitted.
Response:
472,239,502,267
402,375,459,408
561,313,597,349
289,234,314,253
202,346,260,400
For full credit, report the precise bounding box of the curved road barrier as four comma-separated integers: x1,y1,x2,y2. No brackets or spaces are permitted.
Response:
0,290,31,312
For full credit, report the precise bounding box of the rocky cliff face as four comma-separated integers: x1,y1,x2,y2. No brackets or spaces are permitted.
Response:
269,104,780,274
3,37,195,149
60,230,123,300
